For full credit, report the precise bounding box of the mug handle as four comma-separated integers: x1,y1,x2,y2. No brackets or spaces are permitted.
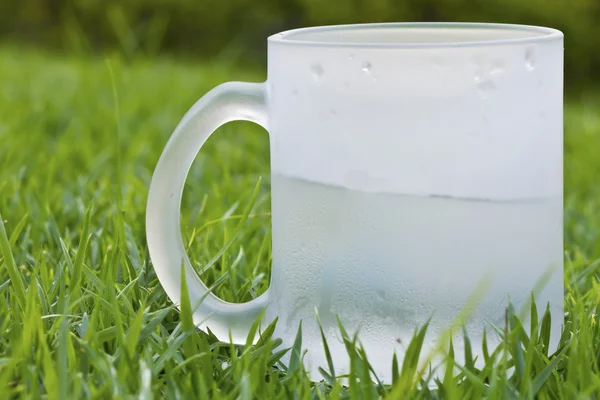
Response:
146,82,270,344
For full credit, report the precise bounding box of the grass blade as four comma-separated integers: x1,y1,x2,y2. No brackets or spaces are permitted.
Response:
392,352,399,386
178,262,201,395
530,293,539,338
482,327,490,363
70,207,93,302
287,321,303,376
126,302,146,358
315,309,335,380
0,212,26,308
463,326,475,373
391,319,430,395
508,303,525,380
57,312,69,399
7,213,28,247
532,355,564,395
257,316,278,347
198,178,262,275
540,304,552,356
318,367,335,386
244,307,267,349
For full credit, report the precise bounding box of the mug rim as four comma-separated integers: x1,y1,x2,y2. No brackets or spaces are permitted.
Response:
268,22,563,49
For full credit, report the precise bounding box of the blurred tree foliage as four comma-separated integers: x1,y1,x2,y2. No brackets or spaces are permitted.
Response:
0,0,598,86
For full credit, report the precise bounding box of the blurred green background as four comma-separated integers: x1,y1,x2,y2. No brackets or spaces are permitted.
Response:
1,0,598,88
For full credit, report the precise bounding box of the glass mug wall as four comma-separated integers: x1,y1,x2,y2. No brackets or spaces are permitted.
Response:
146,23,563,381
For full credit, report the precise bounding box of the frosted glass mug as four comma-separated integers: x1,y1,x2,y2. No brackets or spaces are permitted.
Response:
146,23,564,381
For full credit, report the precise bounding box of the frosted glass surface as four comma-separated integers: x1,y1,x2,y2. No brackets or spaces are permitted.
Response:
268,25,562,200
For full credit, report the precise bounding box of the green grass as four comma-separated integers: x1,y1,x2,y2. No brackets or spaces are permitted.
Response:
0,46,599,398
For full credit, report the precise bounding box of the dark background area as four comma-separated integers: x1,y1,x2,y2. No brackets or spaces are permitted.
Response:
1,0,598,87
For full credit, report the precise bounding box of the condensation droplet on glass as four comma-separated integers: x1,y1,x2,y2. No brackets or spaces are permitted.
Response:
348,54,354,60
343,80,351,88
473,65,483,83
490,59,505,76
477,80,496,98
361,61,372,74
330,108,337,116
525,47,536,71
310,63,324,81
